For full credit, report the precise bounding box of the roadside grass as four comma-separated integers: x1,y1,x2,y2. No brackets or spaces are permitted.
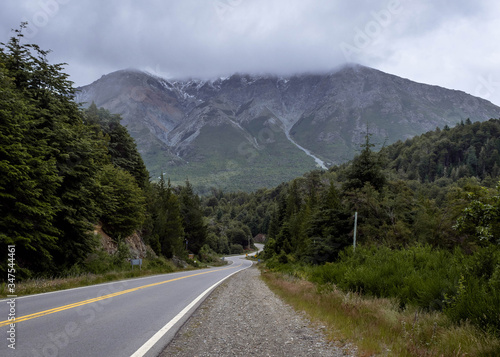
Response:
0,267,171,298
0,249,231,299
0,254,231,298
0,258,192,298
260,268,500,357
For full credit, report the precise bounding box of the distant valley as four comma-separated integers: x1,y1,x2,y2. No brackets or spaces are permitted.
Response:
76,64,500,192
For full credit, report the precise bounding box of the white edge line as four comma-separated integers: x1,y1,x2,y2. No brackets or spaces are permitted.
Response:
130,262,253,357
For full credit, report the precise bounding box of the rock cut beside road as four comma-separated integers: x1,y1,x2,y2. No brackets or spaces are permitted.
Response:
160,264,356,357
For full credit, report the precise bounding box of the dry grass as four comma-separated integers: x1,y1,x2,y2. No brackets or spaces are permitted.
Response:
260,268,500,357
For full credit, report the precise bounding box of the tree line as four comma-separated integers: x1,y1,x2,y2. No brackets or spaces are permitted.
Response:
383,118,500,183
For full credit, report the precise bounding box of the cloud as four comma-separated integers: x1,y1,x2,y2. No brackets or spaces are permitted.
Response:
1,0,500,105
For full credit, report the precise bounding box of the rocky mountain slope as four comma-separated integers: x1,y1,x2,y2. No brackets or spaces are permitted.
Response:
76,64,500,192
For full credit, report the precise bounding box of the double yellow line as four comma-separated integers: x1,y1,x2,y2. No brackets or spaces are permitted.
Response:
0,264,240,327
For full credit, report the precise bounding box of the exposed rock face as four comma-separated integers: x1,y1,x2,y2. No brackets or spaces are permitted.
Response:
77,65,500,191
94,224,149,259
125,232,149,259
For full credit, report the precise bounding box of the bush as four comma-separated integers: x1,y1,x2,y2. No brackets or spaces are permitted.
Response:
444,276,500,334
144,256,175,272
199,244,219,263
230,244,244,254
84,250,115,275
113,241,132,268
306,244,500,335
444,246,500,334
185,258,200,267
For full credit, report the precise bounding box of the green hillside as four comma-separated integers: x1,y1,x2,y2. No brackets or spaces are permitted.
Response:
383,118,500,182
161,122,318,193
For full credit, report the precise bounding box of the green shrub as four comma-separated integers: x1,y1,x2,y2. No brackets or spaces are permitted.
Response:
144,256,175,272
444,247,500,334
230,244,244,254
269,243,500,335
185,258,200,267
199,244,219,263
84,250,115,274
113,241,132,268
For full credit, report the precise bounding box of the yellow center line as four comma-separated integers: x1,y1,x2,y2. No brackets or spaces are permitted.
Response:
0,263,242,327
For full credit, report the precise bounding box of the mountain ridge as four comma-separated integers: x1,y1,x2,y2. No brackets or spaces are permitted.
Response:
76,64,500,192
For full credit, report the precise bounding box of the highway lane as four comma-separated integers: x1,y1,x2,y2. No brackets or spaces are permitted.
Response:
0,252,258,357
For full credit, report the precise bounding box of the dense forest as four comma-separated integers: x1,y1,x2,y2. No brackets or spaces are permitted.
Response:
0,26,209,279
203,120,500,263
383,119,500,183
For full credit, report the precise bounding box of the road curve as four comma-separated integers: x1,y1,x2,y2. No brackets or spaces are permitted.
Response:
0,252,257,357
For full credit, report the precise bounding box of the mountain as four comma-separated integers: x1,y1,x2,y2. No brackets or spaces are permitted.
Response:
76,64,500,192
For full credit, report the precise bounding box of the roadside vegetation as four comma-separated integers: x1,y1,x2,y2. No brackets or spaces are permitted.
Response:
262,268,500,357
190,118,500,354
0,246,230,298
0,256,176,297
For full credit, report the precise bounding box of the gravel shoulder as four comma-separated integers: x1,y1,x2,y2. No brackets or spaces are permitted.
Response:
160,264,356,357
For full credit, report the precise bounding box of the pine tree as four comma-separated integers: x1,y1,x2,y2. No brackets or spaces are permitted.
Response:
179,180,207,254
0,60,60,276
343,133,386,192
96,165,146,240
84,103,149,188
305,181,351,263
153,177,185,258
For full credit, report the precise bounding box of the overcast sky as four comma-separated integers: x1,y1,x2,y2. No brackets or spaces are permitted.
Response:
2,0,500,105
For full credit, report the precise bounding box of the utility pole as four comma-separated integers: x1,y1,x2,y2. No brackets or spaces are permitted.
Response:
353,211,358,252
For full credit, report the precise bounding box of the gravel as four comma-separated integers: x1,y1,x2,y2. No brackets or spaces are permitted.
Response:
160,264,356,357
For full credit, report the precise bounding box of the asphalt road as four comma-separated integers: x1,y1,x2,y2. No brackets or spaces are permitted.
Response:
0,250,260,357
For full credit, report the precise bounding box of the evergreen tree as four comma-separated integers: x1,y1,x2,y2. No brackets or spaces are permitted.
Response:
0,25,152,276
465,146,478,175
343,133,386,192
84,103,149,188
0,60,60,276
179,180,207,254
96,164,146,241
1,24,109,272
286,179,301,217
305,181,351,263
153,177,185,258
